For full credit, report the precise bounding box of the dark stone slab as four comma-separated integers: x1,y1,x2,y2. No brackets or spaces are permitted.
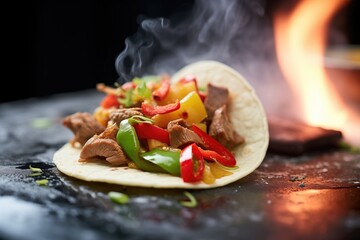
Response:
1,90,359,240
268,116,343,156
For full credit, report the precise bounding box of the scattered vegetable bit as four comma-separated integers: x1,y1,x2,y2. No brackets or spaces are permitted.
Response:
31,118,52,129
29,165,43,173
180,191,197,208
28,172,43,177
108,191,130,205
36,179,49,186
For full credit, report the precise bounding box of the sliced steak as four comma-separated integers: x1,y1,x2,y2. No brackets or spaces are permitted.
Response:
209,105,245,149
62,112,105,147
167,119,204,148
79,123,129,166
108,108,143,125
204,83,229,121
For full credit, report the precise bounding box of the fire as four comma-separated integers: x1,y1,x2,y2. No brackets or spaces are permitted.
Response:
274,0,360,145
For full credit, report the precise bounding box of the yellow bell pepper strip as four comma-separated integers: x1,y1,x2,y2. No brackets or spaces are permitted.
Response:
180,143,205,182
140,148,181,176
147,139,167,150
192,124,236,167
152,91,208,128
158,78,198,105
116,117,166,173
141,99,180,116
134,123,170,145
202,164,216,184
179,75,206,102
207,162,233,178
152,75,170,101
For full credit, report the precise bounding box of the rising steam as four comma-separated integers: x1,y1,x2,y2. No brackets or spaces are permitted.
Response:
115,0,295,118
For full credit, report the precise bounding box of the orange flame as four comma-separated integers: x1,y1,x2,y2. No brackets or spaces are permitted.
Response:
274,0,360,145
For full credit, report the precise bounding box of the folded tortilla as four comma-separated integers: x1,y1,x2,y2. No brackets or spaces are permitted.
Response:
53,60,269,189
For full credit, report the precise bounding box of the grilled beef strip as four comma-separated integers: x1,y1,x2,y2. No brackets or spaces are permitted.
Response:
167,119,204,148
204,83,229,121
108,107,143,125
209,104,245,149
79,123,129,166
62,112,105,147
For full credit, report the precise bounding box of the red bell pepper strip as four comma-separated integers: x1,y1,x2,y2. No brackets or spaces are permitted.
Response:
133,123,170,145
152,75,170,101
191,125,236,167
179,75,206,102
141,100,180,116
180,143,205,183
100,94,120,109
121,82,137,90
197,148,217,162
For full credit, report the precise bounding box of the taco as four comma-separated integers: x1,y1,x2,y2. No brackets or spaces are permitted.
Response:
53,60,269,189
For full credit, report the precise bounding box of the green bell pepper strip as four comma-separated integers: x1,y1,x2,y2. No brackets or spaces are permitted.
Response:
140,148,181,176
116,118,165,173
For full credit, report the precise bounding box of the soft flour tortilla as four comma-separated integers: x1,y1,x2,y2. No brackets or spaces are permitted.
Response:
53,60,269,189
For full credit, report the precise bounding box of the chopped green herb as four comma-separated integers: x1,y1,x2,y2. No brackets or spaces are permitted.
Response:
29,165,43,173
119,89,134,107
36,179,49,186
136,80,152,100
108,191,130,205
180,191,197,208
31,118,52,129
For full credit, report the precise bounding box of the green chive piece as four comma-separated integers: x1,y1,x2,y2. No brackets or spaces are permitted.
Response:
29,165,43,173
180,191,197,208
108,191,130,205
36,179,49,186
28,172,43,177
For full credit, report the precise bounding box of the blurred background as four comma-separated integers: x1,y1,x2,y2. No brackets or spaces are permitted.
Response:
2,0,359,103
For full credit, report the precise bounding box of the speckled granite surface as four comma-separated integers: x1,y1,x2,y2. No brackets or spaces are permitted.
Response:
1,90,359,240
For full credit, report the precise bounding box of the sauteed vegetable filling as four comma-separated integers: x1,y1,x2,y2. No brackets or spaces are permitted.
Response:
62,74,245,184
